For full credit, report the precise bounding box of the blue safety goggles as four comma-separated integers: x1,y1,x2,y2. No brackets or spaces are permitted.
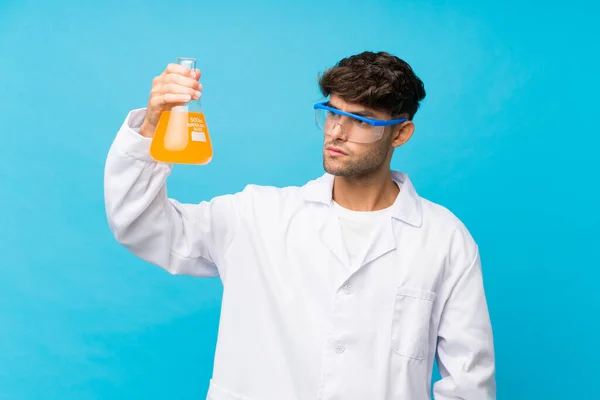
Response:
313,101,408,143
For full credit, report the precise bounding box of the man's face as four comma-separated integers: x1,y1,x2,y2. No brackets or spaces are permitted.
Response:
322,94,395,178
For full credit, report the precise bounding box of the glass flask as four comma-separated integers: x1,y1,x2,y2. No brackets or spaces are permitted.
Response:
150,57,213,164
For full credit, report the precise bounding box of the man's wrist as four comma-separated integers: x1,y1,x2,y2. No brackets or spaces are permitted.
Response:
139,120,155,138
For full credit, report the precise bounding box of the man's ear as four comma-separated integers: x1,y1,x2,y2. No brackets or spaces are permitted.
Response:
391,121,415,148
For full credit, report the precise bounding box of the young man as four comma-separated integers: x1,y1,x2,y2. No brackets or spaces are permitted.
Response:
104,51,496,400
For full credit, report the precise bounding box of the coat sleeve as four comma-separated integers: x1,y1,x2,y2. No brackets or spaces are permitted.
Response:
433,244,497,399
103,108,247,279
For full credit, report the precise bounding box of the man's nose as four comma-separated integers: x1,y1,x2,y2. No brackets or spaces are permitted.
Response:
329,123,347,141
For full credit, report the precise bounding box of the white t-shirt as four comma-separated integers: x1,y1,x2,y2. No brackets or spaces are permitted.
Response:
332,201,394,269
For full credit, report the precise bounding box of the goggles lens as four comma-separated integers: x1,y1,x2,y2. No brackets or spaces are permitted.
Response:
315,108,385,144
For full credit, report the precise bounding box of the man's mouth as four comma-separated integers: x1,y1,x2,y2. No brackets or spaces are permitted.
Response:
326,146,347,156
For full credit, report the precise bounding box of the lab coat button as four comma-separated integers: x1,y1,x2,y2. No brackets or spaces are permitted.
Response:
343,284,354,294
334,341,346,354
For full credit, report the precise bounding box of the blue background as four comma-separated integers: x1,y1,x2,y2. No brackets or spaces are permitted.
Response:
1,0,598,398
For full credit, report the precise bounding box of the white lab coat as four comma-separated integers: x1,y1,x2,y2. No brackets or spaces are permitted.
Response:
104,108,496,400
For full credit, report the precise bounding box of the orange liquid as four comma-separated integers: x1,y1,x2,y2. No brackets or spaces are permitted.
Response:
150,110,213,164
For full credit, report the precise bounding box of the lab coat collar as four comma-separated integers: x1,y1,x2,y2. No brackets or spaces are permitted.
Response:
300,171,423,228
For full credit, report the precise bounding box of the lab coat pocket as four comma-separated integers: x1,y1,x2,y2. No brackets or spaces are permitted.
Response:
391,286,437,361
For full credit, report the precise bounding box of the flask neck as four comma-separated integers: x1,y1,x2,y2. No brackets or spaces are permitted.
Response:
177,57,196,70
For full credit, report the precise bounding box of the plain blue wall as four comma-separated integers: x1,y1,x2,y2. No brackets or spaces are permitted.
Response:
1,0,598,398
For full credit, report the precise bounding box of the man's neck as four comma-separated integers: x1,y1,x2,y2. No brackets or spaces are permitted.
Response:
332,169,399,212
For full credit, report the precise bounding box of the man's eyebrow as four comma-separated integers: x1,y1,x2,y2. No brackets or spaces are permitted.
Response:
325,101,376,118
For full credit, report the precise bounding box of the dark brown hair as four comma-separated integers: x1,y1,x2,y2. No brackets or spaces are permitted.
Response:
318,51,426,120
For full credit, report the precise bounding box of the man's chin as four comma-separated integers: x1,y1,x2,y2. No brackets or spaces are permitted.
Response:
323,160,350,177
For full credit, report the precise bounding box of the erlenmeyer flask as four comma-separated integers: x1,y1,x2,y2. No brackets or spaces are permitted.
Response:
150,57,213,164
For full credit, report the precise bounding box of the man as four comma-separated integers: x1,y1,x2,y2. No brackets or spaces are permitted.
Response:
104,51,496,400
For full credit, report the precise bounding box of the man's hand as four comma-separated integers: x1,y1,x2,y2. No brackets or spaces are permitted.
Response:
139,63,202,138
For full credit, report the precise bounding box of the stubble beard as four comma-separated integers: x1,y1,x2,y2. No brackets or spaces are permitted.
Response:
323,135,392,178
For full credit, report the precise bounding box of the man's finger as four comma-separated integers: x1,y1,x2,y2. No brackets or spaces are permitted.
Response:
165,63,193,76
162,93,192,104
164,73,201,90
